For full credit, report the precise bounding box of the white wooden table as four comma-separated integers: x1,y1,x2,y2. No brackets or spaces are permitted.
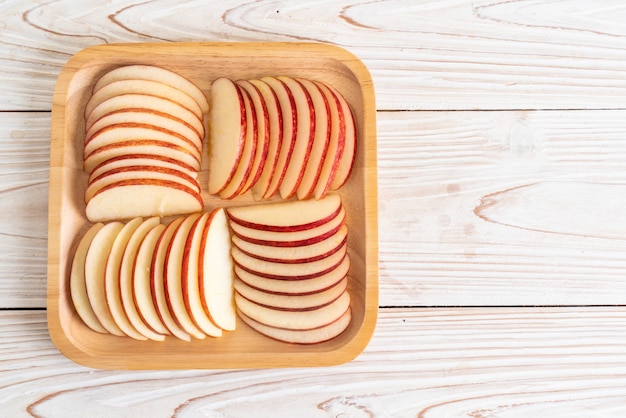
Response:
2,1,626,416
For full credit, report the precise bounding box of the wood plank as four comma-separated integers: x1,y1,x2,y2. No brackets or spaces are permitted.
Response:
1,1,626,111
2,308,626,416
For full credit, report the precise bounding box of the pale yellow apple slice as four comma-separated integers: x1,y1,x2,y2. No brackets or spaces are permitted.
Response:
85,94,204,139
70,222,107,334
92,65,209,114
133,223,170,335
86,112,203,152
259,76,296,199
199,208,237,331
84,125,201,158
276,76,315,199
232,224,348,264
238,306,351,344
235,254,350,295
219,86,257,199
103,217,148,340
248,79,282,200
295,78,331,200
181,212,223,337
313,81,346,199
208,78,246,194
164,213,206,339
84,139,201,174
227,194,341,231
235,289,350,330
232,243,347,280
84,221,126,336
119,216,165,341
326,84,356,190
89,153,198,180
235,275,348,310
85,165,200,203
229,206,346,247
86,179,203,222
85,79,203,120
150,217,191,341
236,80,269,195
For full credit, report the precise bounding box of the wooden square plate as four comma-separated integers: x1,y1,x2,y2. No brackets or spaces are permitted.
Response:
47,42,377,369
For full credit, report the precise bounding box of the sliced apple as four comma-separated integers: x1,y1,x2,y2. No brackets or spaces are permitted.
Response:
69,222,107,334
89,154,199,181
84,139,201,174
276,76,315,199
259,76,297,199
150,217,191,341
326,84,356,190
208,77,246,195
313,81,346,199
229,205,346,247
227,194,341,231
92,65,209,114
133,223,170,335
199,208,237,331
238,306,351,344
248,78,283,200
84,221,126,336
181,212,223,337
85,179,203,222
295,78,331,200
164,213,206,339
235,289,350,330
218,86,257,199
232,224,347,264
103,217,148,341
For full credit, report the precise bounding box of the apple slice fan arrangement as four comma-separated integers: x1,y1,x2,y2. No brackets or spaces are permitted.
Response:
70,65,356,345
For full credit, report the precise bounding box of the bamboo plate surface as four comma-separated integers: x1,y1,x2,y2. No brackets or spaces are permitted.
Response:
47,42,378,369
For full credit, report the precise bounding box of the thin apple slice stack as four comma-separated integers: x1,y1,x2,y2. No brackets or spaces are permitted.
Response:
69,209,237,341
208,76,355,200
226,195,352,344
83,65,208,222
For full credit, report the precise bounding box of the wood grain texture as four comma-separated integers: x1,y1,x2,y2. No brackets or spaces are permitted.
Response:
2,309,626,417
1,0,626,110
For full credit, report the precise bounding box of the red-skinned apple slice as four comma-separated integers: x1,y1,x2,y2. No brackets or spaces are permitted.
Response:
236,80,269,195
199,208,237,331
235,254,350,295
133,223,170,335
235,289,350,330
92,65,209,114
84,139,201,174
226,194,341,232
164,213,206,339
85,79,203,120
89,154,198,181
276,76,315,199
259,76,297,199
232,224,348,264
249,79,283,200
85,95,204,139
208,78,246,194
219,86,257,199
70,222,107,334
232,242,348,280
295,78,331,200
235,275,348,310
229,205,346,247
150,217,191,341
181,212,223,337
312,81,346,199
85,179,203,222
84,221,126,336
326,84,356,190
103,217,148,341
86,165,200,203
238,306,351,344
